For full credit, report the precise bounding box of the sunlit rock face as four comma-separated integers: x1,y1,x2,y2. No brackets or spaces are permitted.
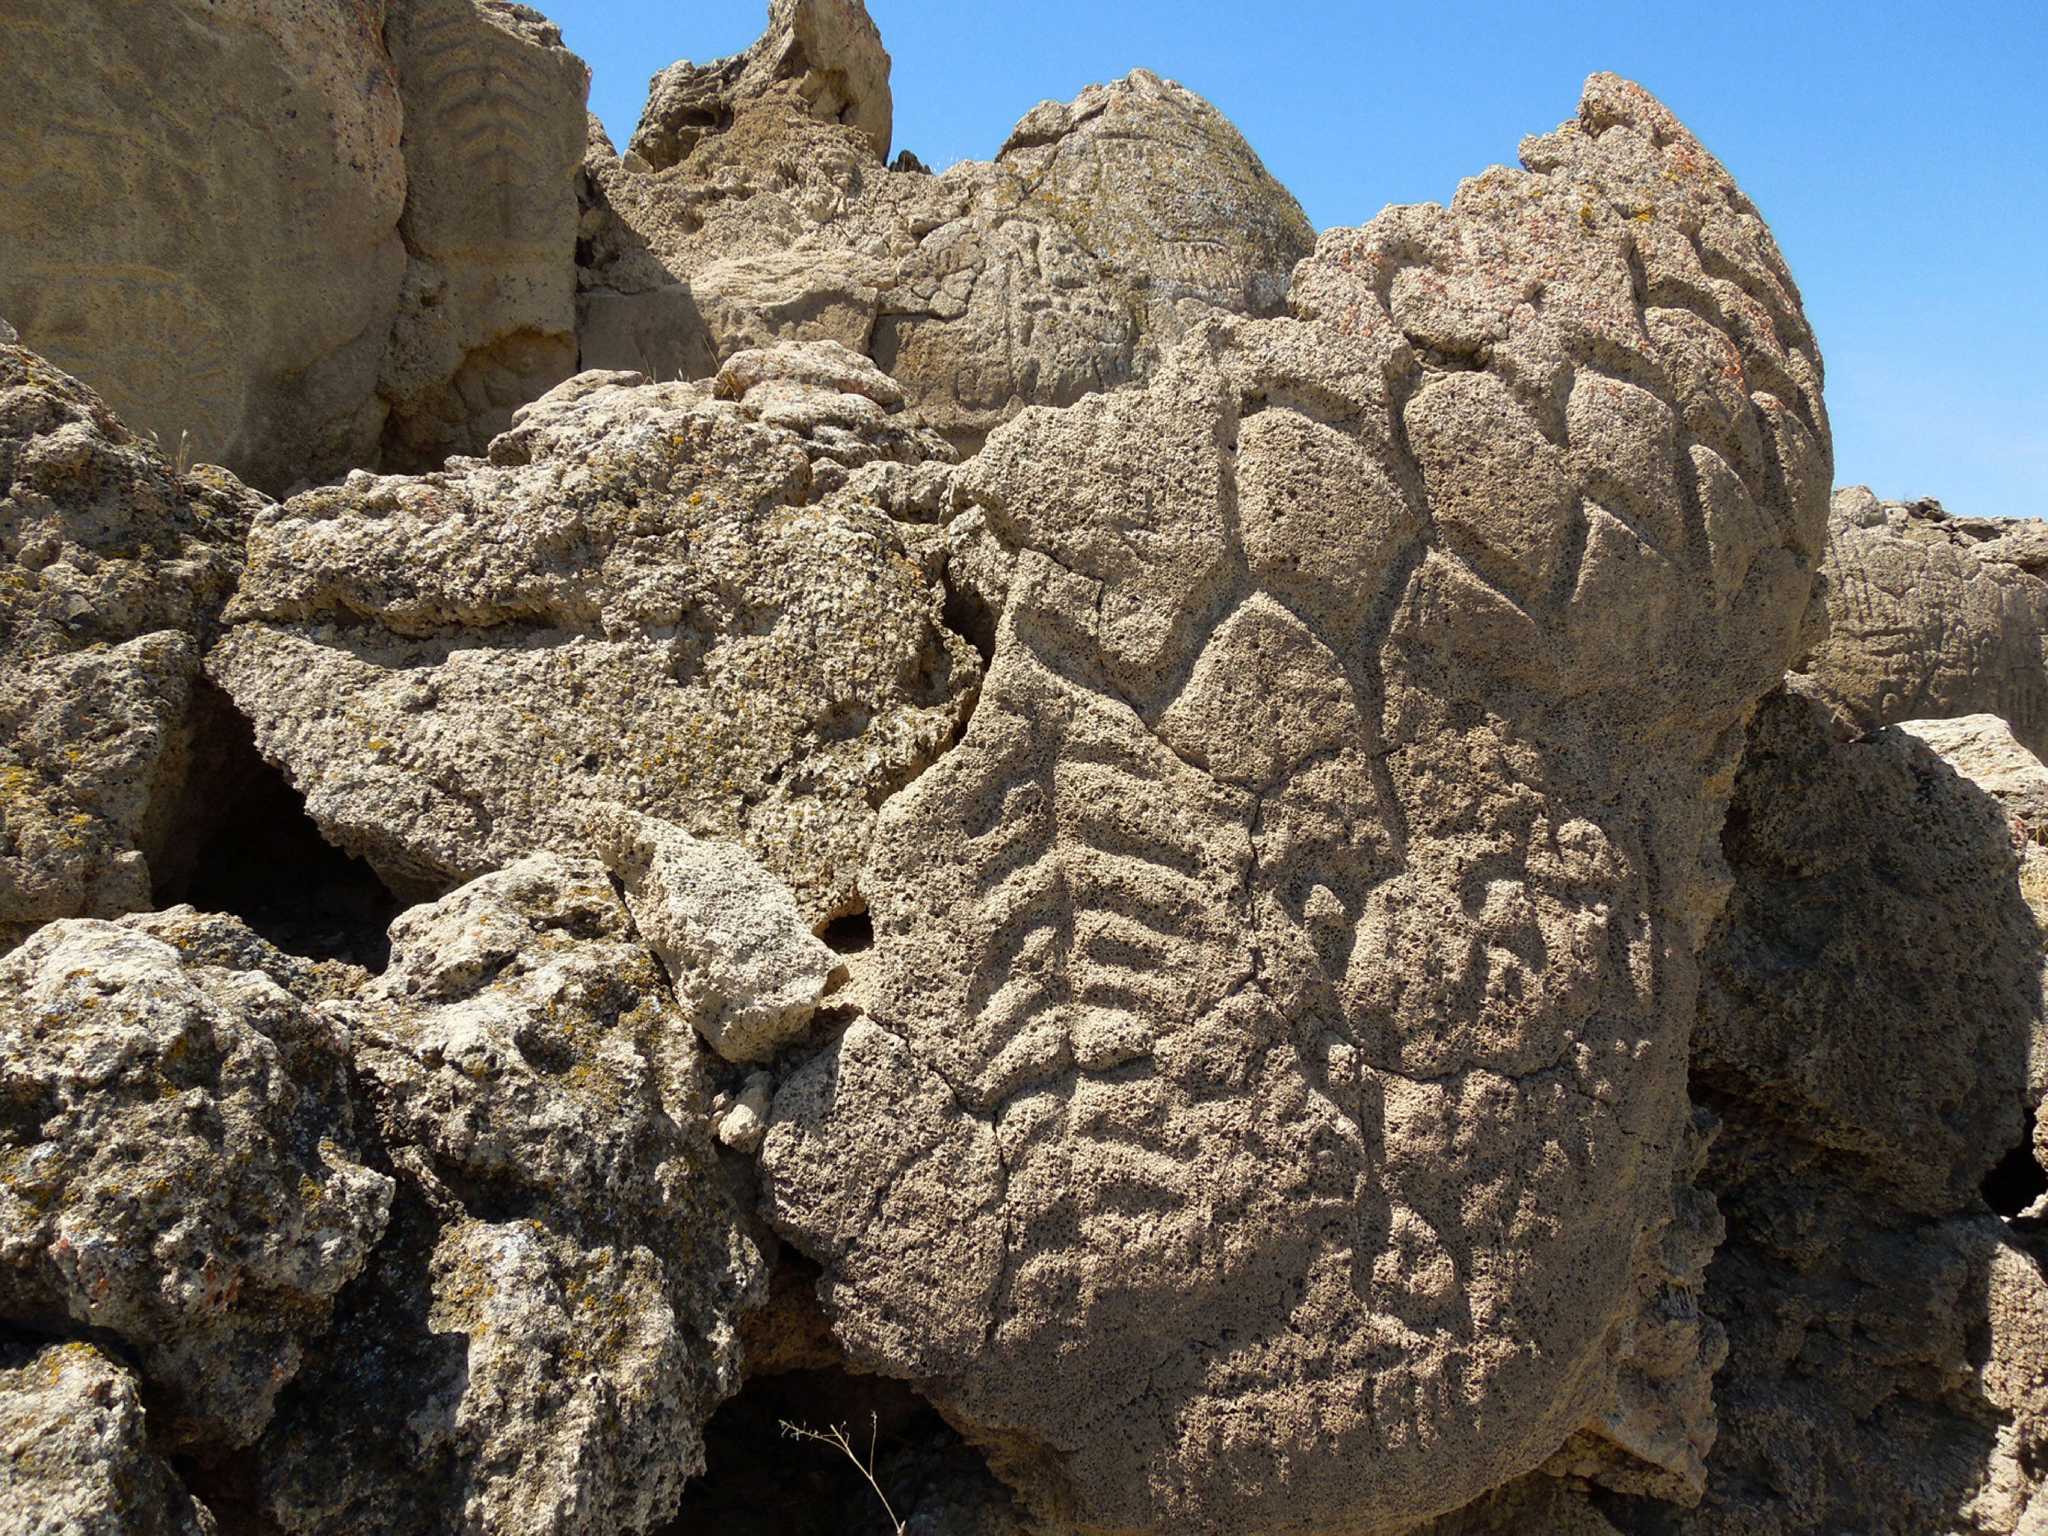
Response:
761,72,1831,1535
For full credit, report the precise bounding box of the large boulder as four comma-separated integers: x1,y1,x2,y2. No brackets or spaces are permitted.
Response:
0,1340,218,1535
0,340,262,948
759,73,1830,1534
0,921,393,1451
0,0,590,493
207,345,979,924
1799,488,2048,759
1635,687,2048,1535
253,855,763,1536
578,0,1314,451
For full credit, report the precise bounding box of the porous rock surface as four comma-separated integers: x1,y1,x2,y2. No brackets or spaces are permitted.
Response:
255,855,762,1535
0,1340,218,1535
579,14,1316,451
629,0,894,169
208,344,979,923
1,342,261,946
0,0,589,492
1800,487,2048,759
0,920,392,1451
1653,686,2048,1535
762,72,1831,1534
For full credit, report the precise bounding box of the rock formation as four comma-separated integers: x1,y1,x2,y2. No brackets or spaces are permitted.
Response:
1800,487,2048,758
1,340,262,950
1655,687,2048,1535
0,0,590,493
0,1340,220,1535
207,343,978,922
578,2,1315,453
763,69,1830,1534
6,3,2046,1534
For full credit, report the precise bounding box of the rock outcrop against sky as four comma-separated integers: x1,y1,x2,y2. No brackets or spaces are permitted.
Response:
0,5,2041,1536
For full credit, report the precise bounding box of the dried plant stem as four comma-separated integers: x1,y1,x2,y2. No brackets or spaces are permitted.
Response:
778,1412,906,1535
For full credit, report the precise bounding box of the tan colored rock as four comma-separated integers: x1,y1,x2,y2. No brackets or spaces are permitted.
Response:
0,920,393,1451
0,1340,218,1535
595,810,842,1063
1657,687,2048,1535
0,0,589,493
255,855,764,1536
378,0,592,471
1800,488,2048,759
208,353,979,924
579,7,1313,450
1,341,261,940
629,0,893,169
761,74,1829,1534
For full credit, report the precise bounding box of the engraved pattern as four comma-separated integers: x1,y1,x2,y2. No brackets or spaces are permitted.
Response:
765,76,1833,1535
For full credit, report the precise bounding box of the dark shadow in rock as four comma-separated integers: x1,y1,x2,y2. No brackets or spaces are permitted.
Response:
821,906,874,956
1984,1104,2048,1219
156,682,403,970
662,1362,1025,1536
1605,689,2047,1536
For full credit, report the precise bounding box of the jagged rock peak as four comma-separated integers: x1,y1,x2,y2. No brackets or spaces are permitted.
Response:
630,0,893,169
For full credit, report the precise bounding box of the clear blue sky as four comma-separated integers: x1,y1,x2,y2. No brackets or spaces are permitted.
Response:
553,1,2046,520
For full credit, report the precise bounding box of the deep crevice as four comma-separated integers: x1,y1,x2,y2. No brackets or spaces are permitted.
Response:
821,906,875,957
1984,1104,2048,1219
159,685,404,970
661,1362,1021,1536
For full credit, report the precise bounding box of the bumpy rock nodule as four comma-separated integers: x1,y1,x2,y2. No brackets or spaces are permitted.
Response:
763,71,1830,1534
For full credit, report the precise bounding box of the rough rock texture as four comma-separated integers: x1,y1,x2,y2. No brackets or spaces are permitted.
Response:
1,343,261,943
379,0,593,471
208,348,978,924
0,0,589,493
579,12,1314,450
0,1339,217,1535
1801,488,2048,759
0,921,392,1451
761,74,1830,1535
630,0,893,169
254,855,763,1536
595,810,843,1063
1645,686,2048,1535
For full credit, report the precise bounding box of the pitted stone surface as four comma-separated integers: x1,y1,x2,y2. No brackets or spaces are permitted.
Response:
254,855,764,1536
579,16,1314,449
208,355,979,923
0,1340,218,1535
1801,488,2048,760
1,343,260,940
0,0,589,493
0,921,392,1451
761,74,1830,1534
1653,688,2048,1536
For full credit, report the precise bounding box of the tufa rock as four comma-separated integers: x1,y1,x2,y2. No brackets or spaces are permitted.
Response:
1800,487,2048,759
594,809,843,1064
254,855,764,1536
0,0,590,493
0,1339,218,1535
378,0,594,471
579,5,1314,450
207,350,979,924
1648,686,2048,1535
630,0,893,169
0,921,393,1452
760,73,1829,1535
1,343,261,943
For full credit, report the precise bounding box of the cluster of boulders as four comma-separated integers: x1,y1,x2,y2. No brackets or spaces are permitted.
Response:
3,3,2045,1535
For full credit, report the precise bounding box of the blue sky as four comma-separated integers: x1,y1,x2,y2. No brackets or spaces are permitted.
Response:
553,1,2046,519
